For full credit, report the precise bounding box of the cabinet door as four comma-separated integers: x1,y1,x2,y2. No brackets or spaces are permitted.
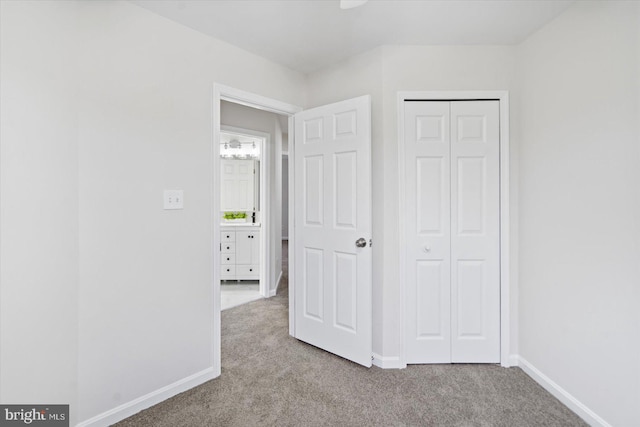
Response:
235,231,254,265
235,230,260,266
250,230,260,266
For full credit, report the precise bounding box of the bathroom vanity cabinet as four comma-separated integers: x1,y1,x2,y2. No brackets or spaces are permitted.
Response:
220,226,260,281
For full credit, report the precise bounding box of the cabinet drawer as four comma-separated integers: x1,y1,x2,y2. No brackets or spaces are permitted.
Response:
221,265,236,277
221,231,235,242
221,242,235,253
236,264,260,277
221,254,235,264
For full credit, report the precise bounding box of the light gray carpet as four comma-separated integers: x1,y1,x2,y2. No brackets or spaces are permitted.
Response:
115,243,586,427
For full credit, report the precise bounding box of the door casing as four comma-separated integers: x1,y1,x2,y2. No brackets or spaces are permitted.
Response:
397,91,513,368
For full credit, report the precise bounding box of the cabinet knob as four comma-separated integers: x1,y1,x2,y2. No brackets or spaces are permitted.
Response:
249,268,252,272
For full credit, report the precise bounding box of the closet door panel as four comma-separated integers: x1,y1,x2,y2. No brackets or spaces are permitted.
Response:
450,101,500,363
404,101,451,363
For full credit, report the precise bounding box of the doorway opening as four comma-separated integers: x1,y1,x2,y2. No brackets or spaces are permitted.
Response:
219,126,267,310
212,84,301,377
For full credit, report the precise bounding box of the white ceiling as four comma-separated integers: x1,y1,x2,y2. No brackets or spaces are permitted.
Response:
131,0,573,74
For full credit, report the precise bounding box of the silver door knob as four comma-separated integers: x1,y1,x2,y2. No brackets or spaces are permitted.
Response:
355,238,367,248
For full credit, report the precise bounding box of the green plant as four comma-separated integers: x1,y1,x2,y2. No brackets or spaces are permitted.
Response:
224,212,247,220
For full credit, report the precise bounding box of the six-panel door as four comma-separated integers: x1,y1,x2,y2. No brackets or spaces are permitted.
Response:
294,96,372,367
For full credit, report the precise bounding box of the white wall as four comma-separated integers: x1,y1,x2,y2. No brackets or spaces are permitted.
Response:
1,1,305,425
517,2,640,425
0,1,79,420
76,2,303,421
220,101,284,295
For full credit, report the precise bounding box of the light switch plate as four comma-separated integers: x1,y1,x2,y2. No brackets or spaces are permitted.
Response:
164,190,183,210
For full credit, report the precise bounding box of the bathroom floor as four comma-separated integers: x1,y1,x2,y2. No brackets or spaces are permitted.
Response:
221,281,260,310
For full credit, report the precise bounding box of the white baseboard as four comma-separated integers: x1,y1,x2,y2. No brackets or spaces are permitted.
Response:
372,353,404,369
271,270,283,297
502,354,519,368
515,356,611,427
76,367,216,427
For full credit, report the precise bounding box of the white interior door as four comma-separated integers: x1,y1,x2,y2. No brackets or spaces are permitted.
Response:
404,100,500,364
293,95,372,367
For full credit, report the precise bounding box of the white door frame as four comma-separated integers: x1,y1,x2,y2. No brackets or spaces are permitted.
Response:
212,83,301,376
397,91,513,368
220,124,269,297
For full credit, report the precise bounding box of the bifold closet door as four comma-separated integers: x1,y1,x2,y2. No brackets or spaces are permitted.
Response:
404,100,500,364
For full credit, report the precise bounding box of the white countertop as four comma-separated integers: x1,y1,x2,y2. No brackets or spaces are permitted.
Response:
220,222,261,228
